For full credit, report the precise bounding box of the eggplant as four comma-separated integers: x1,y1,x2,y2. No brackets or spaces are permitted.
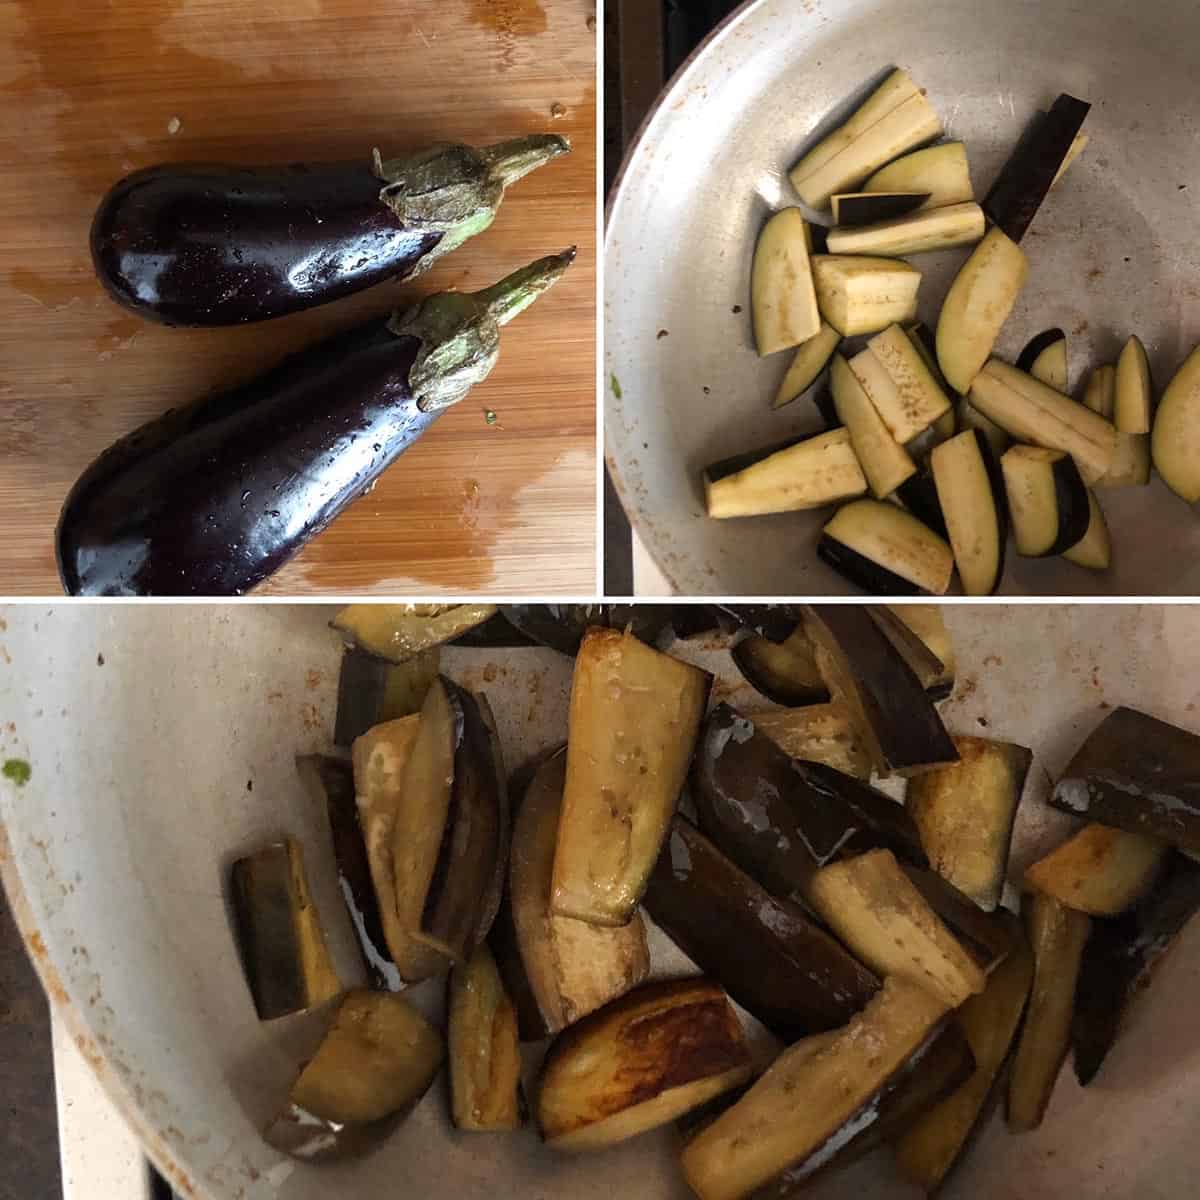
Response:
830,353,916,498
643,817,879,1040
853,325,952,444
956,395,1011,457
681,976,951,1200
930,428,1008,595
332,603,496,662
730,624,829,707
748,702,873,779
499,604,674,655
1152,344,1200,500
1000,445,1090,557
1050,706,1200,853
863,142,974,210
820,499,953,596
867,605,953,700
229,837,342,1021
537,979,754,1151
1115,335,1153,432
772,322,841,409
905,323,961,428
1083,363,1116,418
895,471,949,537
902,865,1014,974
887,603,956,695
752,208,821,355
551,629,711,926
811,255,921,337
58,252,574,596
1062,489,1111,569
1017,328,1068,393
829,191,931,226
1072,855,1200,1086
91,135,569,326
1051,130,1090,187
333,647,439,747
711,604,804,644
827,201,984,258
1099,428,1151,487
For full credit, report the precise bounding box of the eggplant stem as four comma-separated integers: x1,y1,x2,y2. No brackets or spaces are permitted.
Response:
474,248,578,327
481,134,572,189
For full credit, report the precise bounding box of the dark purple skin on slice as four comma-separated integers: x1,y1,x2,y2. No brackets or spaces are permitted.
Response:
1016,328,1067,374
903,866,1013,972
818,533,924,596
1043,453,1091,555
812,387,839,429
731,636,830,707
709,605,802,643
896,472,949,539
834,191,931,227
969,426,1009,595
705,435,812,484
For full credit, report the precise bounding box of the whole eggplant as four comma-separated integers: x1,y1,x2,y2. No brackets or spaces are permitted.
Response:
57,250,575,596
91,135,569,326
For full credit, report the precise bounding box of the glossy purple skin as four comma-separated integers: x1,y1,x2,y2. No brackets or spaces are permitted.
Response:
56,319,440,595
90,162,443,325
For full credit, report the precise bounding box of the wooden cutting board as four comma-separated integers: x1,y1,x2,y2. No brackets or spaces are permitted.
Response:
0,0,596,596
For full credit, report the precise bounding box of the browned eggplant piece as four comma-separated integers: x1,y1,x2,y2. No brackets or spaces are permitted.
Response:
298,754,399,991
333,647,439,747
1073,854,1200,1085
1051,706,1200,854
499,605,675,655
902,866,1013,975
867,605,953,699
551,629,711,925
804,604,958,777
889,603,956,694
681,976,950,1200
746,702,873,779
643,818,879,1040
332,604,497,663
537,978,754,1151
731,624,829,707
229,838,342,1021
509,751,649,1036
907,735,1033,910
709,605,803,643
447,943,525,1130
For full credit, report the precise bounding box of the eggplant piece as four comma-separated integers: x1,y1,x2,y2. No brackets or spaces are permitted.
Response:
488,882,551,1043
1152,344,1200,500
681,976,951,1200
902,866,1014,975
789,70,942,210
830,353,916,498
811,255,922,336
854,325,952,444
448,943,524,1131
811,387,839,429
1025,823,1167,916
983,94,1091,243
90,137,568,326
731,624,829,707
445,610,538,648
773,322,841,409
709,604,803,643
333,647,439,747
863,142,974,210
804,604,958,775
510,751,649,1035
1087,362,1149,484
752,208,821,354
935,228,1029,394
1051,706,1200,852
905,323,961,436
867,605,952,699
1000,445,1089,557
1082,363,1116,418
1098,428,1151,487
931,428,1007,595
537,978,754,1150
1062,489,1111,569
1115,335,1154,433
1072,855,1200,1085
906,735,1032,910
1050,130,1090,188
229,837,342,1021
498,605,672,656
956,396,1012,457
703,428,867,519
1007,891,1090,1131
820,500,953,596
332,604,496,663
830,191,931,227
748,702,873,780
551,629,711,926
1017,328,1068,393
887,604,956,694
895,471,949,538
827,201,984,258
894,914,1035,1193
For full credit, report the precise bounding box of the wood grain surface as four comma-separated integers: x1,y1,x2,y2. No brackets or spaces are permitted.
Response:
0,0,596,596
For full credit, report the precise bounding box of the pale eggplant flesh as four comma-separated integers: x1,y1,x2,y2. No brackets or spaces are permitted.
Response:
731,625,830,706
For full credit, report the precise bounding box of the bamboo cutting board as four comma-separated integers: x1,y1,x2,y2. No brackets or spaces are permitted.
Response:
0,0,596,596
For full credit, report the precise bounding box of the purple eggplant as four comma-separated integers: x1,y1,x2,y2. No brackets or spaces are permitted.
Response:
90,136,569,326
57,250,574,596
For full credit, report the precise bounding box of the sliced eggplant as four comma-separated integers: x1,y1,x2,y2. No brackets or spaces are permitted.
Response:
903,866,1014,975
229,837,342,1021
448,943,524,1131
1082,363,1115,418
956,396,1012,457
935,228,1029,394
1098,430,1151,487
1072,855,1200,1086
863,142,974,210
855,325,952,443
1152,345,1200,501
644,818,879,1040
703,428,867,519
510,751,650,1035
906,735,1033,910
827,201,984,258
1017,328,1068,393
812,255,922,337
804,603,959,774
537,979,754,1151
752,208,822,354
680,976,951,1200
552,629,711,926
984,94,1091,242
773,321,841,408
867,604,952,699
894,471,949,538
930,428,1007,595
743,702,873,780
906,322,961,424
731,624,829,706
820,499,953,595
789,70,942,210
331,604,496,663
333,647,439,747
830,191,931,226
489,884,551,1043
1024,823,1168,916
1114,334,1153,432
1051,130,1090,188
499,605,672,656
812,386,839,429
830,353,916,498
1007,891,1090,1131
1062,489,1111,569
887,604,956,695
1000,445,1089,557
1051,706,1200,853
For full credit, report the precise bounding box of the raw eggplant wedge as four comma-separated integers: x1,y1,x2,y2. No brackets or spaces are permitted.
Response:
1098,429,1151,487
1082,363,1115,418
1115,334,1153,433
1062,489,1111,569
855,324,952,443
812,255,922,337
552,630,710,926
788,69,942,210
1000,445,1089,557
229,837,342,1021
1007,891,1090,1131
752,208,821,354
332,604,497,663
894,914,1035,1192
643,818,879,1040
863,142,974,210
820,500,953,596
1024,823,1167,916
537,979,754,1151
731,624,829,706
749,702,873,779
448,943,525,1131
930,428,1007,595
499,605,673,656
956,396,1011,457
804,603,959,775
1072,855,1200,1086
333,647,439,747
773,322,841,408
299,754,399,991
1017,328,1068,393
1051,130,1090,187
704,428,867,519
827,201,984,258
902,866,1014,975
895,471,949,538
887,604,956,695
510,751,649,1035
830,353,916,498
1152,344,1200,501
867,605,952,699
935,228,1029,394
1051,706,1200,852
830,191,930,226
807,849,986,1008
681,977,951,1200
907,735,1033,910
